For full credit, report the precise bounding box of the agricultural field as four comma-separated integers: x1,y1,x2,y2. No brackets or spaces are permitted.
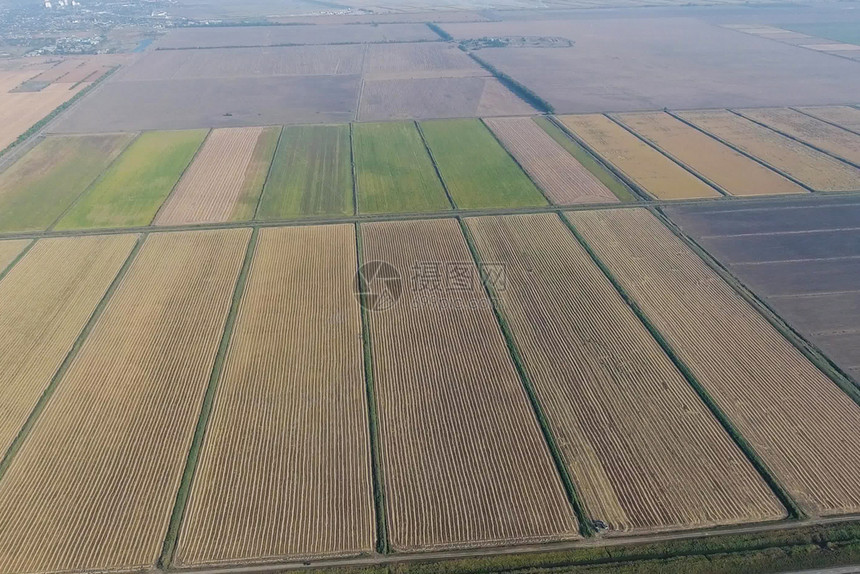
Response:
0,240,28,273
360,218,579,550
0,79,89,151
796,106,860,132
676,110,860,192
559,114,719,200
735,107,860,166
156,127,280,225
419,119,546,209
484,117,618,205
258,124,353,219
568,208,860,517
364,43,488,81
176,225,374,566
0,134,134,232
0,228,251,574
55,129,208,230
614,112,806,197
353,122,451,214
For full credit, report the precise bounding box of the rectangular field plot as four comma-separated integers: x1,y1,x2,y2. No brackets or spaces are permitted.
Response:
795,106,860,132
361,219,578,550
465,214,783,533
0,235,136,457
615,112,805,197
364,43,487,81
353,122,451,214
559,114,719,200
0,80,90,151
257,124,353,219
155,127,280,225
568,208,860,518
176,225,373,566
676,110,860,192
484,117,618,205
0,240,28,272
0,134,134,232
736,107,860,166
0,228,250,574
55,129,208,230
419,119,546,209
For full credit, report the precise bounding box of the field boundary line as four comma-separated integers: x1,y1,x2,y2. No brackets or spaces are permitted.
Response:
457,216,595,538
0,232,145,483
354,44,368,123
0,238,36,284
159,228,258,569
252,125,285,221
789,107,860,138
557,210,804,521
349,123,359,215
479,117,554,206
464,52,552,114
414,120,458,209
354,222,390,554
426,22,454,41
150,128,214,226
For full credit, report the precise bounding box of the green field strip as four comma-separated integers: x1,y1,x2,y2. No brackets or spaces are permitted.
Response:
0,233,145,484
420,119,547,209
149,128,214,225
53,129,209,230
257,124,354,219
354,223,390,555
414,121,458,209
457,217,594,538
350,123,359,216
159,228,258,569
251,126,284,221
230,126,282,221
353,121,452,215
539,116,642,203
557,211,803,522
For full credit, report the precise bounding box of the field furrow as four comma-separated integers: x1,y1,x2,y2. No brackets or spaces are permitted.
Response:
795,106,860,132
0,239,29,272
466,213,785,533
176,225,374,566
361,218,578,551
0,228,250,574
568,208,860,518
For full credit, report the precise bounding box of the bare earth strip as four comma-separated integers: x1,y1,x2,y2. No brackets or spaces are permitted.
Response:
0,239,28,272
676,110,860,192
568,208,860,518
466,213,785,534
361,218,578,552
559,114,719,200
795,106,860,132
614,112,805,197
0,228,251,574
176,225,374,566
484,117,617,205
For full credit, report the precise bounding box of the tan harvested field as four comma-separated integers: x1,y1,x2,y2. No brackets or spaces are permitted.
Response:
176,225,374,566
0,228,251,574
364,43,488,80
466,213,784,533
676,110,860,191
156,127,279,225
559,114,719,199
615,112,806,196
737,107,860,166
0,235,136,457
568,208,860,518
796,106,860,132
0,240,28,272
484,117,617,205
361,218,578,551
0,81,89,150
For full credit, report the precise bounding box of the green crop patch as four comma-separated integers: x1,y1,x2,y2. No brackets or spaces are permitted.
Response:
257,124,352,219
0,134,134,232
54,129,208,230
420,119,547,209
354,122,451,214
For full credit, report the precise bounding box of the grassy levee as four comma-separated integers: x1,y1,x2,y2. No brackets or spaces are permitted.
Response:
557,212,803,522
0,233,144,483
426,22,453,41
465,52,552,113
159,229,258,568
354,222,390,555
457,217,594,538
350,123,359,216
413,121,458,209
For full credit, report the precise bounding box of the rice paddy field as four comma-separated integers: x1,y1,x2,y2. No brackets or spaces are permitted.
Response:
0,240,28,273
795,106,860,132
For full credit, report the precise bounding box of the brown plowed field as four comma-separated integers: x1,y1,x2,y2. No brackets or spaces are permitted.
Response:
0,239,28,272
559,114,719,199
615,112,805,196
176,224,374,566
796,106,860,132
0,228,251,574
483,117,617,205
466,213,785,533
568,208,860,518
364,43,487,81
677,110,860,191
361,218,578,551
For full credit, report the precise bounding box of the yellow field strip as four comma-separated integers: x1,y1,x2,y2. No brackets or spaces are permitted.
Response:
614,112,805,196
0,239,29,273
794,106,860,133
0,228,251,574
676,110,860,192
568,208,860,518
361,218,578,551
176,224,375,566
558,114,719,200
466,213,784,534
